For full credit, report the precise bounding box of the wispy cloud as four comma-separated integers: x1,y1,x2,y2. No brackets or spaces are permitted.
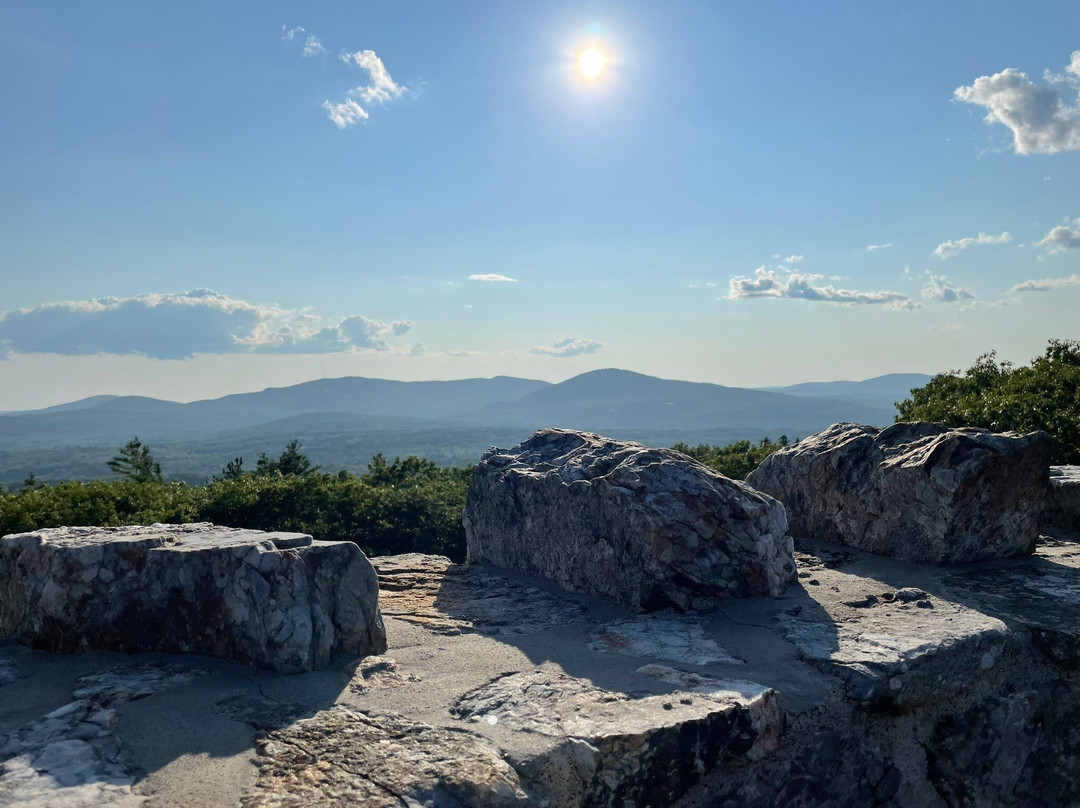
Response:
1008,273,1080,294
468,274,518,283
728,266,910,306
1034,217,1080,255
302,36,326,58
779,254,804,265
323,99,368,128
921,274,975,303
0,291,412,360
284,27,407,128
866,242,893,252
954,49,1080,155
933,231,1012,260
529,337,604,358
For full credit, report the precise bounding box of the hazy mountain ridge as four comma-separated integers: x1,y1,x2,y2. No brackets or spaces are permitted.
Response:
0,369,930,486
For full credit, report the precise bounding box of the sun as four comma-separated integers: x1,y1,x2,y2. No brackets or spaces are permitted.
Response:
578,46,607,80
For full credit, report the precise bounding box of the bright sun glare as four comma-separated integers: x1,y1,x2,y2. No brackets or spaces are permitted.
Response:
578,46,606,80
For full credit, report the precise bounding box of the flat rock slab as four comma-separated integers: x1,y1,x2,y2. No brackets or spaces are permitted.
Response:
747,422,1051,564
373,553,588,636
464,429,795,612
243,707,531,808
0,659,206,808
452,668,780,808
0,523,386,672
588,615,744,665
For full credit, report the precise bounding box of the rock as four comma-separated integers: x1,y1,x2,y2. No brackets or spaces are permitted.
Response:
0,523,386,672
243,706,532,808
747,422,1052,564
451,667,781,807
373,553,588,636
926,684,1080,807
463,429,795,612
588,615,743,665
1046,465,1080,533
0,660,204,808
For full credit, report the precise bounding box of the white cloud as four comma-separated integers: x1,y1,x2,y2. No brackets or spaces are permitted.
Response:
529,337,604,358
954,49,1080,155
866,242,893,252
340,50,405,105
780,254,804,265
468,274,518,283
1008,273,1080,294
0,290,411,360
302,36,326,57
727,267,910,306
283,29,405,128
1034,218,1080,255
323,99,368,129
933,231,1012,260
921,274,975,303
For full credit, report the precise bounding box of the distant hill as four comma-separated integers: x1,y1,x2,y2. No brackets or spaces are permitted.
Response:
760,373,932,402
0,369,923,487
456,369,898,432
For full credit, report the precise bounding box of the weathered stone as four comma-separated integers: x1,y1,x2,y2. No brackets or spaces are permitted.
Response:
463,429,795,612
243,707,531,808
0,523,386,672
926,683,1080,807
451,667,780,808
1046,465,1080,533
373,553,587,636
0,660,204,808
588,615,743,665
747,422,1052,564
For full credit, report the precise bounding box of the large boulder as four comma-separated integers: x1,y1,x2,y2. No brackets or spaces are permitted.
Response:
462,429,795,612
1046,466,1080,533
0,523,387,672
746,422,1052,564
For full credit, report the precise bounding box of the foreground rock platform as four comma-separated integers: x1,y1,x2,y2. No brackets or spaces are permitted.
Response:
2,532,1077,808
747,422,1052,564
464,428,796,611
0,523,386,673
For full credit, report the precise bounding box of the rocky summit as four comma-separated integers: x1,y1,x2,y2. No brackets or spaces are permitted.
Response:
747,422,1052,564
1,535,1078,808
0,523,386,673
463,428,795,612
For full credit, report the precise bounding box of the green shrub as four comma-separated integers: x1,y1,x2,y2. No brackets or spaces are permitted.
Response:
896,339,1080,463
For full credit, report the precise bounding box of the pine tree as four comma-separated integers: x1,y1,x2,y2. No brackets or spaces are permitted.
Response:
107,437,163,483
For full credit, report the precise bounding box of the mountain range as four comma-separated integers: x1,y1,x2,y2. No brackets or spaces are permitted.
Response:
0,369,930,487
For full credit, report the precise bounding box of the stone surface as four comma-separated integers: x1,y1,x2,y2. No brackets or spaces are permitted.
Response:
588,615,744,665
747,421,1052,564
463,429,795,612
0,660,205,808
242,707,531,808
452,668,780,808
1046,465,1080,533
372,553,588,636
0,523,386,672
2,532,1079,808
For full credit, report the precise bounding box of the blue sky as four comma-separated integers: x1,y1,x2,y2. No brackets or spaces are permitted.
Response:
1,1,1079,408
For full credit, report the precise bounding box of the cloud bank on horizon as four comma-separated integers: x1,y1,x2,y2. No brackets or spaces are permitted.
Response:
0,291,413,360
